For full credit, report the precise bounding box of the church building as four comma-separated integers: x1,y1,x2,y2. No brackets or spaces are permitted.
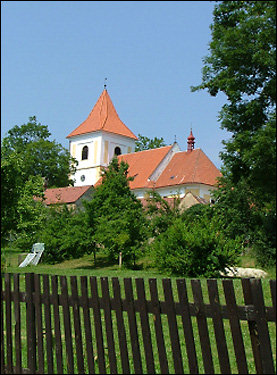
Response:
65,88,221,204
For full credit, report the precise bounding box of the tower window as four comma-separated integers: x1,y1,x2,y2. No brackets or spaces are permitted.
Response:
82,145,89,160
114,146,121,156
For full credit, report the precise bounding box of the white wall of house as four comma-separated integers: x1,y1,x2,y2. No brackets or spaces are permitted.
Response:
69,131,136,186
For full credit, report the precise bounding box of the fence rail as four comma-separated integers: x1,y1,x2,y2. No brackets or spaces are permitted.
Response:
1,273,276,374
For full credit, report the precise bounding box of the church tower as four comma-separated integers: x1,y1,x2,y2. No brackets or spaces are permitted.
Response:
67,89,137,186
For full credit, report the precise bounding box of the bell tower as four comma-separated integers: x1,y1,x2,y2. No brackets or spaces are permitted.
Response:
67,88,137,186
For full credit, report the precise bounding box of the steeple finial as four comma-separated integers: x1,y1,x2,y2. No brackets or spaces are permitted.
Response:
104,77,107,90
187,128,195,152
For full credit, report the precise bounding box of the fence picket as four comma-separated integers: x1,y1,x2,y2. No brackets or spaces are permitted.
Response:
136,278,155,374
51,275,64,374
250,279,275,374
25,273,36,374
80,276,95,374
222,279,248,374
176,279,198,374
70,276,85,374
242,278,263,374
13,274,22,374
207,279,231,374
124,278,143,374
149,278,169,374
60,275,74,374
5,274,13,374
34,274,44,374
162,278,184,374
90,276,106,374
0,275,5,374
101,277,118,374
191,279,214,374
112,277,130,374
43,275,54,374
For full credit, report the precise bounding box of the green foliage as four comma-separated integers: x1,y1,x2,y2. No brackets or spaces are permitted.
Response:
135,134,166,152
143,190,182,237
84,158,147,267
1,150,26,243
151,212,241,277
192,1,276,266
39,205,94,264
1,116,77,187
14,175,48,249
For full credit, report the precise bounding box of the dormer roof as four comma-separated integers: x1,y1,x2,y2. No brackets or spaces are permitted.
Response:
67,89,137,140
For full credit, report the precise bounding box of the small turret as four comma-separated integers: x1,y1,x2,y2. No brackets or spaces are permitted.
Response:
187,129,195,152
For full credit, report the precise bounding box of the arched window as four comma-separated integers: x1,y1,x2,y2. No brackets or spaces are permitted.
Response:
114,146,121,156
82,145,89,160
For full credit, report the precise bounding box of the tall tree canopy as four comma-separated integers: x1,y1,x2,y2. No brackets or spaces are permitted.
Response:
84,157,146,267
192,0,276,265
135,134,166,152
1,116,77,187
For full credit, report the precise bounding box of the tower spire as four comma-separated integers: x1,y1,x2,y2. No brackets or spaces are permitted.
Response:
187,128,195,152
104,77,107,90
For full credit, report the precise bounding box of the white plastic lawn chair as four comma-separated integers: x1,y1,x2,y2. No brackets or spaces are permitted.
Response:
18,243,45,267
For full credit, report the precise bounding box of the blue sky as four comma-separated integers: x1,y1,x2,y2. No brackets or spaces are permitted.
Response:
1,1,231,168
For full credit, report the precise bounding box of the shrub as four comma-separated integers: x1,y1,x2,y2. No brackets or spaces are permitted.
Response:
39,205,94,264
151,217,242,277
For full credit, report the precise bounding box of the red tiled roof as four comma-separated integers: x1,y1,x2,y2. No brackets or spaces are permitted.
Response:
117,146,173,189
154,149,222,188
42,185,93,205
67,89,137,140
94,147,221,191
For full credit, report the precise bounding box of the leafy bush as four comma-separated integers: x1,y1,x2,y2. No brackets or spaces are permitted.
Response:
151,216,242,277
39,205,94,264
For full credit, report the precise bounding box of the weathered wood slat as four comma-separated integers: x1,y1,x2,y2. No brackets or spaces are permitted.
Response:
51,275,64,374
5,274,13,374
207,279,231,374
250,279,275,374
222,279,248,374
70,276,85,374
13,274,22,374
136,278,155,374
191,279,214,374
34,274,44,374
90,276,106,374
80,276,95,374
124,278,143,374
43,275,54,374
242,278,263,374
25,273,36,374
101,277,118,374
149,278,169,374
112,277,130,374
1,276,5,374
60,275,74,374
163,278,184,374
270,280,276,320
176,279,199,374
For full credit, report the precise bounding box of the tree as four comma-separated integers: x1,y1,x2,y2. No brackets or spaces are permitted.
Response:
192,1,276,265
135,134,166,152
84,157,147,267
39,205,94,264
1,116,77,187
1,150,26,244
15,175,48,249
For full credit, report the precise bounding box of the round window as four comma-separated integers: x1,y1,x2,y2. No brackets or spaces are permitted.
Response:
81,175,86,182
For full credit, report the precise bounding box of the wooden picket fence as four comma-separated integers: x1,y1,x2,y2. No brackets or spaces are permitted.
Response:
1,273,276,374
